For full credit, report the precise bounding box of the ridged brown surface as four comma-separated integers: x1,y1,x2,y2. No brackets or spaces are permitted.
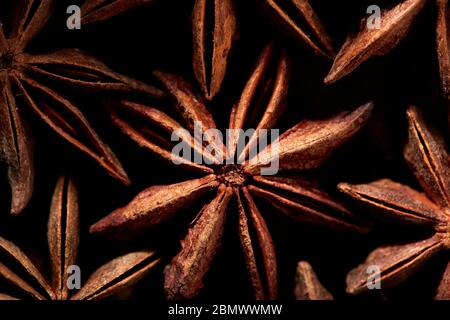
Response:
341,107,450,297
0,176,160,300
91,42,372,300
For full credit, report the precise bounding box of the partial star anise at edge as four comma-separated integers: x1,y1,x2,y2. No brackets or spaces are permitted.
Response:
324,0,449,103
338,106,450,300
0,175,160,300
0,0,162,214
295,261,333,300
81,0,155,25
88,43,373,300
84,0,338,101
192,0,337,100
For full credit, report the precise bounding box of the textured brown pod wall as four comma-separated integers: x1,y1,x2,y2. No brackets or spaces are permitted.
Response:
0,0,448,300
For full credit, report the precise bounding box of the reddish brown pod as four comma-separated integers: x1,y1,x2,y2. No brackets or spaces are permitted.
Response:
340,107,450,299
0,0,162,214
91,43,372,300
0,176,160,300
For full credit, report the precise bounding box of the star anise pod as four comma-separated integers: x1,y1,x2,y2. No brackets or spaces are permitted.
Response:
89,43,372,300
82,0,237,101
0,175,160,300
190,0,336,100
85,0,336,101
325,0,449,102
81,0,155,24
295,261,333,300
339,106,450,299
255,0,335,59
0,0,162,214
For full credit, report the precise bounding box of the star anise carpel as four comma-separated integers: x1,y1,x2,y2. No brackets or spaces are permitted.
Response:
295,261,333,300
339,106,450,299
89,42,373,300
81,0,155,25
436,0,449,101
80,0,337,102
0,0,162,215
189,0,337,100
324,0,449,104
255,0,336,59
0,175,160,300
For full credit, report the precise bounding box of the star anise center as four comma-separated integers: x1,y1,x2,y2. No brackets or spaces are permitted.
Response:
436,221,450,249
216,164,247,187
0,52,14,70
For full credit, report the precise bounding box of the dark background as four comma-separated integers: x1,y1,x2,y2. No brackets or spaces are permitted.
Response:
0,0,448,300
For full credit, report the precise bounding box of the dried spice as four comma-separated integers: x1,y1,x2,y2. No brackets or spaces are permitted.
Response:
0,176,160,300
0,0,446,302
191,0,237,100
82,0,237,100
0,0,163,215
81,0,155,24
256,0,335,59
339,106,450,299
89,43,372,300
325,0,432,84
436,0,449,101
295,261,333,300
82,0,335,101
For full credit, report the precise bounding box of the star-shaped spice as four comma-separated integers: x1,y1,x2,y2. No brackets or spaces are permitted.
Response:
82,0,336,100
324,0,449,101
0,0,162,214
83,0,237,101
89,43,373,299
0,175,160,300
190,0,336,99
339,106,450,299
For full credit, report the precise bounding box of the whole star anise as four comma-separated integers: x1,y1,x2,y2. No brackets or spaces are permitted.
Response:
89,43,373,300
324,0,449,103
339,106,450,299
0,175,160,300
0,0,162,214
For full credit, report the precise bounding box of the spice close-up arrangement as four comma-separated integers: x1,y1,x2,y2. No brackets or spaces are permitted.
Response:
0,0,449,306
